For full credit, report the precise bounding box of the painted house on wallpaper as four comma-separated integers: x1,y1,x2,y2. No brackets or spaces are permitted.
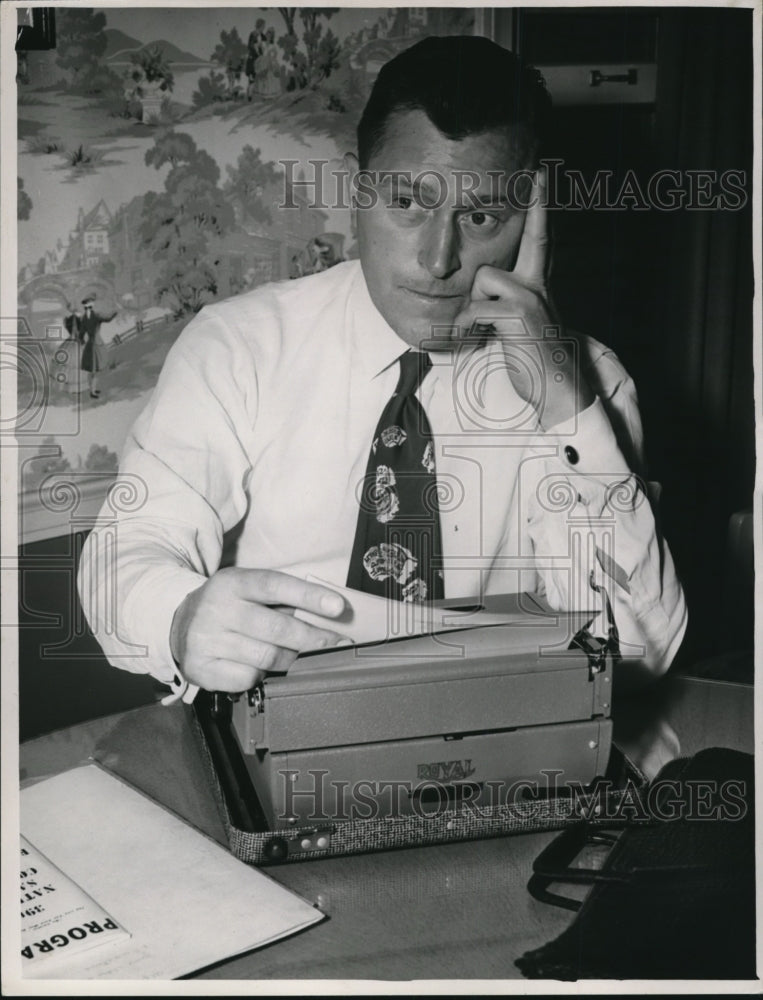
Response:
19,201,112,287
60,200,113,271
18,199,121,328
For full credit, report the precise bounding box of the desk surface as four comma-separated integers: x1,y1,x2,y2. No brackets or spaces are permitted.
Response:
19,675,754,981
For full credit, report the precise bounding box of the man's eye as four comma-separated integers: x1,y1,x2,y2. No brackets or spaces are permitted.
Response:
462,211,500,231
391,196,414,210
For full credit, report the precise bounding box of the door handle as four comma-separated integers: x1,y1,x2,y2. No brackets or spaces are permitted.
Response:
589,68,638,87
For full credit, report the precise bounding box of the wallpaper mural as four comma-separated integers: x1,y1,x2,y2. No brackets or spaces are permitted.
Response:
17,6,475,542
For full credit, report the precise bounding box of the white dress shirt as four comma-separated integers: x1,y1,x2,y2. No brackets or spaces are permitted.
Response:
78,260,687,690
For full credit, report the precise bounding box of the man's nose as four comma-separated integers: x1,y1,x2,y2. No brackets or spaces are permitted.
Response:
417,212,461,279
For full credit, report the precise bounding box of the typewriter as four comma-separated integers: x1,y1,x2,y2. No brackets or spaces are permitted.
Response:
195,591,616,861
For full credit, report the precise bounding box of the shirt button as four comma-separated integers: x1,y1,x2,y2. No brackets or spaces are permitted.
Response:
564,445,579,465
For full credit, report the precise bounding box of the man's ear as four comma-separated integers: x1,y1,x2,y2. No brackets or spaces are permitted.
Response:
343,152,359,215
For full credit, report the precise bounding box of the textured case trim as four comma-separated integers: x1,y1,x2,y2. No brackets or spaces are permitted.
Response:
190,706,635,867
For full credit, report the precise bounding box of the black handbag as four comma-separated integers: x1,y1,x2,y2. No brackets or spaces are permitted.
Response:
516,747,756,980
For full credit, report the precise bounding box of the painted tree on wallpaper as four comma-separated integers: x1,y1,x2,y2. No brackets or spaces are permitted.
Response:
18,178,32,220
211,28,247,97
55,7,121,97
275,7,342,91
142,131,235,316
225,145,280,226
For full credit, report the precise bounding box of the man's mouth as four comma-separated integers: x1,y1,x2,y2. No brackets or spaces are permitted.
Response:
400,287,463,303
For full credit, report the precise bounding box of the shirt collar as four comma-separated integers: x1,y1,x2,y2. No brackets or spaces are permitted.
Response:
348,262,413,380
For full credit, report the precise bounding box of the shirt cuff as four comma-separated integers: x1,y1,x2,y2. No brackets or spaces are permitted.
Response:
122,566,207,689
540,396,632,477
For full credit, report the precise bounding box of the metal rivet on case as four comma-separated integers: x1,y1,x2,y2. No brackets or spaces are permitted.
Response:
588,740,598,749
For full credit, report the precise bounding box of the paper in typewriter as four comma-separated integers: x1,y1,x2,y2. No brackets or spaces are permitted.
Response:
296,579,569,652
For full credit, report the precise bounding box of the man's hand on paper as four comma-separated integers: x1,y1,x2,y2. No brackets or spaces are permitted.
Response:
169,568,347,693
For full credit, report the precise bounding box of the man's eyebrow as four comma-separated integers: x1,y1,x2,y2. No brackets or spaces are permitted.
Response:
372,172,520,209
457,193,515,209
406,176,514,206
372,172,413,194
375,171,413,184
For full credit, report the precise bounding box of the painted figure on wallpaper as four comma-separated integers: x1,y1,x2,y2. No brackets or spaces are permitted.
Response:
254,28,282,99
75,295,119,399
48,304,83,396
245,20,266,102
290,233,346,278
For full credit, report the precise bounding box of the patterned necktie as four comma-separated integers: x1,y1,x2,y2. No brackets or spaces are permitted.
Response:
346,351,444,602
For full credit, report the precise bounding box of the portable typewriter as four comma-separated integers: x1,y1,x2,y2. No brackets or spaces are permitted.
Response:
194,591,618,863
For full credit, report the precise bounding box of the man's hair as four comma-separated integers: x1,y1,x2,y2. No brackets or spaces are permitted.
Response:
357,35,551,169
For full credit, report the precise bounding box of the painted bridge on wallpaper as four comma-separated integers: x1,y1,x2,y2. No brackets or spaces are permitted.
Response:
18,271,117,316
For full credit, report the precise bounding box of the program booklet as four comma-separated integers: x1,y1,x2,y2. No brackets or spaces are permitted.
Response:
20,836,130,975
19,764,325,980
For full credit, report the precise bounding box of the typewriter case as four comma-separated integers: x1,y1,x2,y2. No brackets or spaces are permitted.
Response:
193,593,616,865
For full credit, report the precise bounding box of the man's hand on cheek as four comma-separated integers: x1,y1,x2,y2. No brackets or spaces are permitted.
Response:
454,170,594,430
169,568,348,693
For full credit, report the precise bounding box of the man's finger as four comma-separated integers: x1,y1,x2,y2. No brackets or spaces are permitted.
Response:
185,657,270,694
454,280,537,336
217,637,298,675
468,264,524,301
226,602,347,653
228,568,346,618
513,168,549,288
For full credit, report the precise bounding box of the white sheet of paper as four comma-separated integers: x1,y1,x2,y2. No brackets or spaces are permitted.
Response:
295,578,555,651
20,765,323,980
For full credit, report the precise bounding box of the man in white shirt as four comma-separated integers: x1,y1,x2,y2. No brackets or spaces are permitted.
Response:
78,36,686,700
